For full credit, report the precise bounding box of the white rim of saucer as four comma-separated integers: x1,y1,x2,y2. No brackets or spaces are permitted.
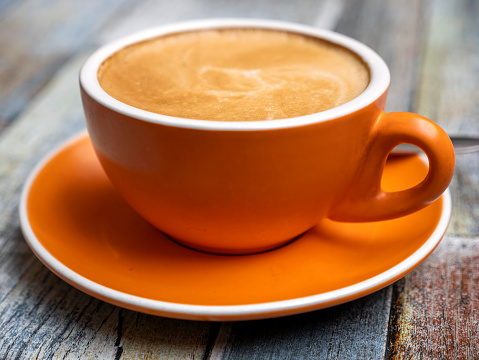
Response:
19,133,451,321
79,18,390,131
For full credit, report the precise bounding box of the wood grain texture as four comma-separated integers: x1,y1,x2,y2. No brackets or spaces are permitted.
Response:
386,236,479,359
215,288,392,360
416,0,479,135
98,0,335,44
449,152,479,236
413,0,479,235
0,264,215,359
0,0,139,130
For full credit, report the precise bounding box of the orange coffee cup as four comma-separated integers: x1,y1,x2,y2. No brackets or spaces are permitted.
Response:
80,19,455,255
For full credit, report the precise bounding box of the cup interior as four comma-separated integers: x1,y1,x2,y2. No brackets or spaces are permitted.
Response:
80,18,390,130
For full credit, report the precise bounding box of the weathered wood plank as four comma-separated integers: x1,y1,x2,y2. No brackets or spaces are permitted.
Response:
415,0,479,135
0,258,215,359
212,288,392,360
449,152,479,236
0,0,140,130
386,235,479,359
99,0,340,44
412,0,479,235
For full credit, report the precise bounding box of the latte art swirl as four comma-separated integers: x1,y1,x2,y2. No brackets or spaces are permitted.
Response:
99,29,369,121
195,65,348,120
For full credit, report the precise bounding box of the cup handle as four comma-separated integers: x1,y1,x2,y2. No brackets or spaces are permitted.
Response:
330,112,455,221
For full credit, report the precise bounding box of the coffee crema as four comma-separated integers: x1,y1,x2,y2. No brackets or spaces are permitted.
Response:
98,29,370,121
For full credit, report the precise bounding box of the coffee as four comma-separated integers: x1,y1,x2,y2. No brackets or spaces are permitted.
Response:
98,29,370,121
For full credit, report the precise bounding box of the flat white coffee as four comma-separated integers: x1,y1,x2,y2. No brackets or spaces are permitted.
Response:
98,29,370,121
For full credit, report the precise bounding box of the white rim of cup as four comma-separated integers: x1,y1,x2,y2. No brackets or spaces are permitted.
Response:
79,18,390,131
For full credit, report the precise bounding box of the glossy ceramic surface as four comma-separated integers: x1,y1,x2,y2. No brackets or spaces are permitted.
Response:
20,134,451,321
80,19,455,254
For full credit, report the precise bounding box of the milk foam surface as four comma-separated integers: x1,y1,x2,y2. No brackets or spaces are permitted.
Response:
98,29,370,121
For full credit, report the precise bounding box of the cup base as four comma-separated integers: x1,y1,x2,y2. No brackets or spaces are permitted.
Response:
164,233,304,256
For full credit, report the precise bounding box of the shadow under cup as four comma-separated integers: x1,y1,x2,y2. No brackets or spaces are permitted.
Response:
79,19,455,255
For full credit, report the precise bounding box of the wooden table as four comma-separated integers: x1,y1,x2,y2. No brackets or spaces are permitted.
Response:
1,0,478,358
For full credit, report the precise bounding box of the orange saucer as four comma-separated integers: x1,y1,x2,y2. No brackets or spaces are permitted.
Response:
20,133,451,321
